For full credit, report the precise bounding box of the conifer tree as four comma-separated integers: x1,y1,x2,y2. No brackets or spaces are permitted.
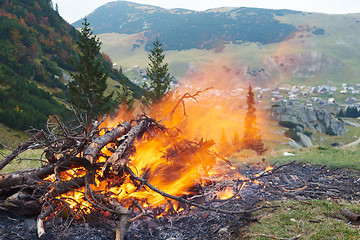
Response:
69,18,112,123
336,108,344,118
144,38,172,103
242,84,267,155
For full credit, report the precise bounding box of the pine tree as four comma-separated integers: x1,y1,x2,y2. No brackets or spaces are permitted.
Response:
69,18,112,124
336,108,344,118
144,38,172,104
242,84,267,155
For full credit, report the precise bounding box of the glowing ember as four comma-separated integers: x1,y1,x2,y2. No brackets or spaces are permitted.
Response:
217,187,235,200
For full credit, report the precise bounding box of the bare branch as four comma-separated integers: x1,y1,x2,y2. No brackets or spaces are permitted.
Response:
170,87,212,117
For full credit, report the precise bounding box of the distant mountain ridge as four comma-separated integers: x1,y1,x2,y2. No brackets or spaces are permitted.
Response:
74,1,360,87
73,1,300,51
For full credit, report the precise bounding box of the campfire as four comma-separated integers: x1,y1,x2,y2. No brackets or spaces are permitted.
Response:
0,77,274,239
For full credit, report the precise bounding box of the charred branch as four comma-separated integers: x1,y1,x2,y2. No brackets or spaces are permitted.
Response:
170,88,212,117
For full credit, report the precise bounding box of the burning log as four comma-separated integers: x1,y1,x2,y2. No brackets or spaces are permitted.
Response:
102,118,148,175
84,121,130,164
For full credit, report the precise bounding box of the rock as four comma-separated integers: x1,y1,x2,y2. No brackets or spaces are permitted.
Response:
272,105,345,136
297,133,313,147
288,140,302,149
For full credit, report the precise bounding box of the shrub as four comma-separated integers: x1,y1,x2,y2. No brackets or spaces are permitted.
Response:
279,121,304,129
316,146,328,150
325,127,336,136
284,129,300,142
304,130,313,137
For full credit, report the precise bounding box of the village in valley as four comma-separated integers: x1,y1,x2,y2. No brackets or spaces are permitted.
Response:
260,83,360,109
127,65,360,112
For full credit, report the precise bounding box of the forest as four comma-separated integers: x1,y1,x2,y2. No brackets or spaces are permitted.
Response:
0,0,141,130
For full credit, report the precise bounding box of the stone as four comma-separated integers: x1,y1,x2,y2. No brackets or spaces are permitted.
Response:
288,140,302,149
297,133,313,147
272,105,344,136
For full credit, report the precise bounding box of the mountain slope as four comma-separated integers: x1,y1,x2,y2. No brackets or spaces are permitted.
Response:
73,1,299,51
0,0,74,130
0,0,141,131
75,1,360,87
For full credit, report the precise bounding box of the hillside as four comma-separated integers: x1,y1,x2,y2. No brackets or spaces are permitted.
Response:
75,1,360,87
73,1,298,51
0,0,141,132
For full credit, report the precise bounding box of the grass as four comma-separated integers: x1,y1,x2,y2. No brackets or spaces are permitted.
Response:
0,123,46,173
0,123,29,148
0,148,44,173
267,145,360,171
244,199,360,240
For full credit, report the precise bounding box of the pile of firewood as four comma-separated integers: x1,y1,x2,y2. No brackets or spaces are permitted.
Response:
0,111,274,240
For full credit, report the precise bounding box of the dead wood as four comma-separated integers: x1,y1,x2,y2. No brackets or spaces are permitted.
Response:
169,88,212,117
0,191,42,215
0,131,45,171
101,197,131,240
341,208,360,222
102,119,148,175
84,121,130,164
0,164,55,194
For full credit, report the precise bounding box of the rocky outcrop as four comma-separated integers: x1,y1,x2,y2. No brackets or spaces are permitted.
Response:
272,105,345,136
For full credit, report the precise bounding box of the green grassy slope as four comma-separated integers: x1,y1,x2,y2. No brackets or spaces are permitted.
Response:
99,12,360,86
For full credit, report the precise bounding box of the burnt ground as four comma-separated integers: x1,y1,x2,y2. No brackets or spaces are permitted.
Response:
0,162,359,240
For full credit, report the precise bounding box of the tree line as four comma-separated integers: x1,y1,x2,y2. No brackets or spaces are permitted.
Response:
337,106,360,118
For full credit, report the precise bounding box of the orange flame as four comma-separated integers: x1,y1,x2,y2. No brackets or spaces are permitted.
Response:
52,63,272,216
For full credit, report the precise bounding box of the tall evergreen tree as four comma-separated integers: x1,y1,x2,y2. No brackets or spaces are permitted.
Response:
242,84,267,155
69,18,112,123
144,38,172,103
